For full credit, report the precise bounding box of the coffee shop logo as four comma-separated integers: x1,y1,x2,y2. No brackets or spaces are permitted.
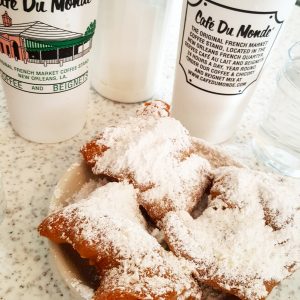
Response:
179,0,283,96
0,12,96,66
0,0,93,13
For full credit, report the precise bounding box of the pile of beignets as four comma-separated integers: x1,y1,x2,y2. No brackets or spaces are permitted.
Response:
39,101,300,300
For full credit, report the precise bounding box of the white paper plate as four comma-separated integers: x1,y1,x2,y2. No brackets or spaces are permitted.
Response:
48,161,98,300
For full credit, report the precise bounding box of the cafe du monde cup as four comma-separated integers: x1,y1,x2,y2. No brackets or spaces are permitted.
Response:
0,0,97,143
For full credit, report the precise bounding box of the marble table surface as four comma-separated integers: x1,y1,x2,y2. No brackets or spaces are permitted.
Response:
0,2,300,300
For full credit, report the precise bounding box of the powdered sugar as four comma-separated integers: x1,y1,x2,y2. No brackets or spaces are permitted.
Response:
163,167,300,300
97,249,201,299
136,100,170,118
257,174,300,231
51,182,149,252
42,181,202,299
93,116,193,183
91,115,211,221
191,137,245,169
42,102,300,299
73,181,142,223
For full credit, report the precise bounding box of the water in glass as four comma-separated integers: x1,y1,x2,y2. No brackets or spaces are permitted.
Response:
253,42,300,177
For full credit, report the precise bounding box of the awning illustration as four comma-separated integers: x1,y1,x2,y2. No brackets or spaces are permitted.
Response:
0,13,96,65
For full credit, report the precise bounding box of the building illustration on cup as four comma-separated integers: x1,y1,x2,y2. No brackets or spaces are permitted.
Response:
0,11,96,66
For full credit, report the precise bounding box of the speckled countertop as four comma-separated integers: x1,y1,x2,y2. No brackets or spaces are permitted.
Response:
0,3,300,300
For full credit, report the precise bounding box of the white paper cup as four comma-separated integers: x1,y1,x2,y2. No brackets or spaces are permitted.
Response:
0,3,97,143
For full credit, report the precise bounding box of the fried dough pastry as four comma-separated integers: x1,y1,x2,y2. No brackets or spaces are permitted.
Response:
162,167,300,300
39,182,147,269
80,101,211,223
94,250,201,300
38,182,202,300
136,99,171,118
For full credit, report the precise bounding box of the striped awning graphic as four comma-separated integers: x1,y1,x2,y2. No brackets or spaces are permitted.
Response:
20,21,82,41
25,34,93,51
0,22,35,35
0,21,81,40
0,20,96,52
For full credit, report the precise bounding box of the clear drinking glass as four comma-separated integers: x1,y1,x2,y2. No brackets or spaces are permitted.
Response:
253,42,300,177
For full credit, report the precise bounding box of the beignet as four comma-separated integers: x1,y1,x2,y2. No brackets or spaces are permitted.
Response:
162,167,300,300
